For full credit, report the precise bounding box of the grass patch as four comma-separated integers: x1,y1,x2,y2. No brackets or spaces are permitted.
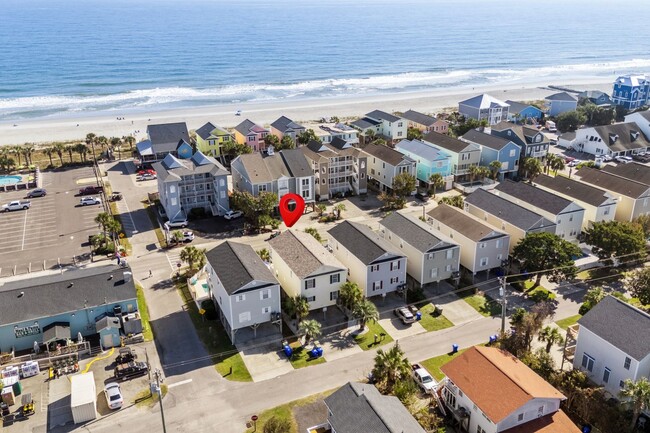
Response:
354,320,394,351
144,202,167,248
133,384,168,408
417,304,454,331
108,201,133,254
135,283,153,341
244,389,336,433
460,290,502,317
176,281,252,382
556,314,582,330
527,286,556,302
288,342,326,369
420,348,468,381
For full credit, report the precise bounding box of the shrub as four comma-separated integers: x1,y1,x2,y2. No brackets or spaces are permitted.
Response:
529,288,556,303
263,416,292,433
392,378,418,404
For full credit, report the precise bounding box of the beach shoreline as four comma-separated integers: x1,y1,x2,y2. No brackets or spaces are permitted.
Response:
0,79,612,146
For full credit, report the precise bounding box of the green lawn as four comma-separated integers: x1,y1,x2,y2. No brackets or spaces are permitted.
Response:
461,292,502,317
144,202,167,248
417,304,454,331
135,283,153,341
176,281,252,381
420,348,468,381
288,342,326,369
555,314,582,330
244,389,336,433
354,321,394,351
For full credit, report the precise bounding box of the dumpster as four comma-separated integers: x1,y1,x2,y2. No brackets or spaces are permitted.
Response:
12,381,22,396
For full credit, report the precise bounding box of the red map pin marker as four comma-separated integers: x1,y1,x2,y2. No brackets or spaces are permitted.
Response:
279,193,305,227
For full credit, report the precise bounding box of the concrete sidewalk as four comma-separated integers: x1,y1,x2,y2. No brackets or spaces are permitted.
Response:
436,292,484,325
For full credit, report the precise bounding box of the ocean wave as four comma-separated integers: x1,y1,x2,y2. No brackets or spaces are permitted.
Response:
2,58,650,120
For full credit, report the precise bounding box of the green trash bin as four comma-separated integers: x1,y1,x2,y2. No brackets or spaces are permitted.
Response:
12,381,22,396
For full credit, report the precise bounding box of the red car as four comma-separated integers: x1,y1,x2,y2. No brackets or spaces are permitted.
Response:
137,169,156,176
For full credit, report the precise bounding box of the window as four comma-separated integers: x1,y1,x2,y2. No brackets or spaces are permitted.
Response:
582,353,595,372
390,261,401,271
306,296,316,302
260,290,270,300
398,122,403,127
370,264,380,272
397,132,402,137
382,162,385,169
262,306,271,314
248,136,255,142
220,191,226,199
445,264,452,272
603,208,610,216
480,257,488,267
390,277,398,284
430,268,438,278
428,253,435,260
239,311,251,323
603,367,611,383
446,249,453,259
479,242,487,249
330,291,339,301
518,413,524,422
219,179,225,187
509,149,516,157
302,178,309,186
259,184,267,192
236,294,246,302
305,279,316,290
624,357,631,370
620,380,625,388
477,426,486,433
372,281,383,291
330,274,340,284
497,254,503,261
495,239,502,248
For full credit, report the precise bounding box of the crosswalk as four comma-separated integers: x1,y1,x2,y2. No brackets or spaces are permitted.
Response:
166,250,183,272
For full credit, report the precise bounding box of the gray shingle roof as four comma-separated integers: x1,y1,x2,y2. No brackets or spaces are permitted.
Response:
427,204,507,242
504,100,538,115
401,110,437,126
590,123,650,153
234,119,267,136
325,382,425,433
423,131,475,154
270,116,305,133
350,118,381,130
577,167,650,199
462,129,514,151
195,122,217,140
465,188,555,231
366,110,400,123
603,162,650,186
534,174,612,207
362,143,414,166
0,266,136,326
327,221,403,265
395,139,450,162
279,149,312,178
268,230,345,279
459,94,509,109
495,180,573,214
153,152,228,183
147,122,190,153
379,213,456,253
546,92,578,101
205,241,277,295
233,153,273,184
578,296,650,361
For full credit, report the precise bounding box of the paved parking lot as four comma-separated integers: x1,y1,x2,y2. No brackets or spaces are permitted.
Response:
0,167,107,278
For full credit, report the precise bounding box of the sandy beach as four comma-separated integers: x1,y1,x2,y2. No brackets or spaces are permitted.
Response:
0,80,612,146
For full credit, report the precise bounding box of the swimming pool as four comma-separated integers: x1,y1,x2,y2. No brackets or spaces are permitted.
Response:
0,175,22,186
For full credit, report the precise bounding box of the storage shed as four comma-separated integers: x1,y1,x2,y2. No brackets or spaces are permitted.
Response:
70,373,97,424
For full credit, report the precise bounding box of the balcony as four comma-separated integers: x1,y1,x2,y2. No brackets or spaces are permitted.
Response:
187,270,211,308
562,323,579,365
530,150,548,158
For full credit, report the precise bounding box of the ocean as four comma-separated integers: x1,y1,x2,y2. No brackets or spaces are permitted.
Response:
1,0,649,120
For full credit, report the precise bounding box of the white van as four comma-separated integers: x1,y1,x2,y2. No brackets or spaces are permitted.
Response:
545,120,557,132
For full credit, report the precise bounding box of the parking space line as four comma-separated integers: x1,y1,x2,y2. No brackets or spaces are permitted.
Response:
21,210,27,250
167,378,193,389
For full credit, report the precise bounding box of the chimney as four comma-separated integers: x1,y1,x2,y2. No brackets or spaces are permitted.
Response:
123,271,132,283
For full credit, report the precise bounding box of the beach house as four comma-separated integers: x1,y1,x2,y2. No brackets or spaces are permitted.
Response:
571,122,650,158
422,131,481,183
300,122,359,145
544,92,578,117
327,221,407,298
534,174,617,229
490,121,549,162
612,74,650,110
441,346,578,433
194,122,234,159
350,110,407,143
625,111,650,141
300,138,367,200
578,90,613,107
205,241,281,344
460,129,520,180
268,230,346,311
576,167,650,222
458,94,509,125
400,109,449,134
137,122,191,162
362,142,417,193
395,138,453,190
153,151,231,221
494,180,585,242
464,188,556,252
427,204,510,276
505,100,543,122
378,212,460,285
230,148,315,205
269,116,305,143
233,119,270,152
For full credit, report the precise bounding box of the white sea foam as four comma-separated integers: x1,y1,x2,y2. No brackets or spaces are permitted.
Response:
2,58,650,119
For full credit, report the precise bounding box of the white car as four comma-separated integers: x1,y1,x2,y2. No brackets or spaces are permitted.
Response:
80,196,101,206
136,173,157,181
165,219,188,229
615,155,633,164
602,155,613,162
567,159,582,167
104,383,123,410
224,210,243,220
181,231,194,242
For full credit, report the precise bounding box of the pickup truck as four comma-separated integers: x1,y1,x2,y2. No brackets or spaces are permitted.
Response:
412,363,438,393
79,185,103,195
2,200,31,212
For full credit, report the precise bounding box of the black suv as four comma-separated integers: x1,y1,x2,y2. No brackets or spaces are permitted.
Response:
114,361,148,381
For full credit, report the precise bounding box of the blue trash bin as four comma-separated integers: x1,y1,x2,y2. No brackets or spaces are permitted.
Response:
316,347,323,357
452,344,459,354
415,311,422,321
283,345,292,358
489,335,497,344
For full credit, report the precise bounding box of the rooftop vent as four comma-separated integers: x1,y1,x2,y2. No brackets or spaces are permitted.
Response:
68,282,74,288
123,271,132,283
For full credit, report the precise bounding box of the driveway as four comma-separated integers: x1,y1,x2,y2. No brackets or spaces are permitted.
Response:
378,316,427,339
240,342,294,382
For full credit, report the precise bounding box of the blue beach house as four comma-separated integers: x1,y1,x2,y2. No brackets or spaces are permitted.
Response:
505,100,543,123
545,92,578,117
395,139,453,190
460,130,521,180
612,74,650,110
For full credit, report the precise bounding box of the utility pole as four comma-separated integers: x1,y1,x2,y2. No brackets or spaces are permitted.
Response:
499,276,508,334
152,368,167,433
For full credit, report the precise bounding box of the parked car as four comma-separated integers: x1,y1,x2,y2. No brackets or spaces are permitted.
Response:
412,363,438,393
181,231,194,242
26,188,46,198
2,200,31,212
394,307,416,325
224,210,243,220
80,196,101,206
136,173,157,181
615,155,633,164
115,347,136,364
415,191,430,202
567,159,582,167
602,155,613,162
114,361,149,381
136,169,156,176
104,383,124,410
79,185,103,195
165,219,188,229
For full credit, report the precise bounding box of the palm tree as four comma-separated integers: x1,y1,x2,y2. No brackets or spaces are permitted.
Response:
42,146,55,167
371,342,411,393
94,212,112,249
106,218,122,247
65,145,74,163
53,143,66,165
428,173,444,198
293,295,310,323
619,377,650,431
478,166,491,183
550,155,565,176
73,143,89,162
467,164,481,184
298,319,322,345
180,245,206,271
316,203,327,217
123,135,135,150
11,145,23,167
256,248,270,261
304,227,322,242
97,136,109,152
581,103,599,125
0,154,16,174
22,143,35,166
488,160,502,180
339,282,364,312
537,326,564,353
333,203,346,220
110,137,122,160
363,129,377,145
353,299,379,331
522,157,542,182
